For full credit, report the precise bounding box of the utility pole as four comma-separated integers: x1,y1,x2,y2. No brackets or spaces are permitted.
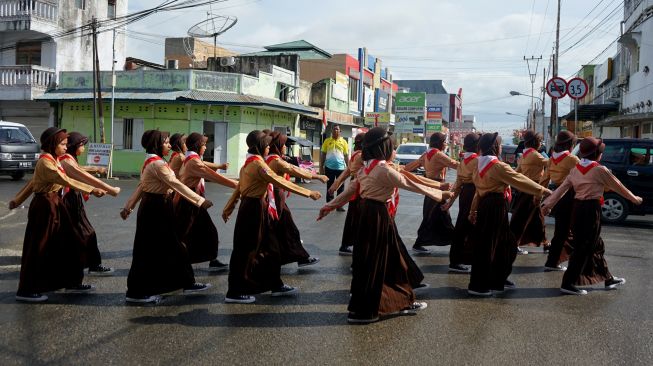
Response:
93,18,105,143
91,18,97,142
550,0,561,138
524,55,542,131
109,28,117,178
542,67,547,146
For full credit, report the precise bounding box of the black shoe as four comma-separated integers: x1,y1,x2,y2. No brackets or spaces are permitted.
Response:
15,292,48,302
412,245,431,255
88,265,114,276
605,277,626,290
448,264,471,273
544,264,567,272
560,284,588,295
413,283,430,292
183,282,212,295
504,279,516,289
336,207,346,212
298,257,320,267
271,284,298,297
338,246,353,256
208,259,229,272
65,284,96,294
468,288,492,297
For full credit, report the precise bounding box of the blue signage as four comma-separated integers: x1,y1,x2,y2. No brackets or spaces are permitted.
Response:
413,128,424,133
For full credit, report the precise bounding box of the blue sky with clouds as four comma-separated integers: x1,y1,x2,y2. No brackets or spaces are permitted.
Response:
125,0,621,138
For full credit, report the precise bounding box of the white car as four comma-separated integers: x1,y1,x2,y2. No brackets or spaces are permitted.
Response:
394,143,428,175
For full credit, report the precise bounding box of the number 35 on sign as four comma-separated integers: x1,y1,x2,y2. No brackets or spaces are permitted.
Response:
566,77,588,100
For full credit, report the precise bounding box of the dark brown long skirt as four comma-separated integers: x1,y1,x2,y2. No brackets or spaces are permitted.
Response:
62,191,101,268
273,188,310,265
349,199,414,318
414,195,454,247
450,183,475,265
341,193,361,248
127,193,195,298
227,196,283,297
562,199,612,286
469,193,517,292
510,191,547,246
176,195,220,264
18,192,84,294
545,187,574,267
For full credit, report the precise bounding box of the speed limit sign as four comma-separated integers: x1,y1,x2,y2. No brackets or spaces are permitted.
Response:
546,77,567,98
567,77,588,100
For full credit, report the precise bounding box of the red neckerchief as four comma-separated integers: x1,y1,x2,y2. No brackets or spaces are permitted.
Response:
523,148,535,158
142,156,164,173
463,153,478,165
426,148,440,161
170,151,180,162
245,155,278,220
364,159,384,175
388,188,400,217
183,153,205,195
576,161,600,175
183,154,200,165
350,150,361,163
479,159,499,178
552,151,570,165
265,154,291,199
42,154,72,197
58,154,92,201
243,155,262,167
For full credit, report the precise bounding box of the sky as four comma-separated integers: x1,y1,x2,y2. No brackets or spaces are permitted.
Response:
124,0,622,140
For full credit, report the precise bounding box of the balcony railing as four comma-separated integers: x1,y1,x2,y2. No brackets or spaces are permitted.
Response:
0,65,55,89
0,0,57,22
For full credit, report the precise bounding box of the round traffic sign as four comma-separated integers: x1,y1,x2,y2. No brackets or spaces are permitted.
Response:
567,77,588,100
546,77,567,98
93,155,101,164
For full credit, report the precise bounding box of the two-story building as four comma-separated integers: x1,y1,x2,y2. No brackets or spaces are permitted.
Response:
0,0,127,137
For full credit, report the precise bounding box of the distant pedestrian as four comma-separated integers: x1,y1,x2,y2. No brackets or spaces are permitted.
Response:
320,124,349,210
9,127,107,302
541,137,642,295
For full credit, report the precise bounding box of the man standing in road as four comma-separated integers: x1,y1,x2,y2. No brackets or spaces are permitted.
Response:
320,125,349,211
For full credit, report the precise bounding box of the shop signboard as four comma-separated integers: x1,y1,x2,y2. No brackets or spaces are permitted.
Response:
365,112,391,127
86,143,112,167
395,92,426,133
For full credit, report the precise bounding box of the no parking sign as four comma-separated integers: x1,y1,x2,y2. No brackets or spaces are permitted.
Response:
546,77,567,98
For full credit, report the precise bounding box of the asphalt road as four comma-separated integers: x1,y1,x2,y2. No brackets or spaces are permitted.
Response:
0,174,652,365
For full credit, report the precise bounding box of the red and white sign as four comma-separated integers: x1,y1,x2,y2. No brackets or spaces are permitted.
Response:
546,77,567,98
86,143,112,167
567,77,588,100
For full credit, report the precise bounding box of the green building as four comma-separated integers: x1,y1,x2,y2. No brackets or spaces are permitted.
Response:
39,67,317,176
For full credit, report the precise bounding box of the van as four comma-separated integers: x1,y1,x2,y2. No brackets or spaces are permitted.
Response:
572,138,653,223
0,121,40,180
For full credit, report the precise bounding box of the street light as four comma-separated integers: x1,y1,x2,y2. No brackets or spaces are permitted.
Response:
509,90,547,144
505,111,527,118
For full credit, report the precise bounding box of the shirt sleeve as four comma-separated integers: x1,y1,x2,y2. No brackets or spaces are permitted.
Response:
540,160,552,186
123,183,143,211
542,174,572,210
599,166,639,203
189,159,238,189
274,159,314,180
341,139,349,154
152,162,205,207
325,179,359,209
495,163,545,197
12,179,34,206
222,183,241,218
257,161,313,197
42,158,94,194
386,166,443,202
61,159,117,193
437,152,459,169
321,139,330,153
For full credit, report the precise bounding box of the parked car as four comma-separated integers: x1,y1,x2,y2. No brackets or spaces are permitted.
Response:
394,142,428,175
501,144,518,167
572,138,653,223
0,121,40,180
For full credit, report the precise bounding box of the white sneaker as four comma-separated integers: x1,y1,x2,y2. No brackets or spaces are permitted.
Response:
15,293,48,302
225,295,256,304
399,302,428,315
126,295,162,303
605,277,626,290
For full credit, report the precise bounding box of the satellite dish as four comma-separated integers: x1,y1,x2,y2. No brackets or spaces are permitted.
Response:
187,15,238,59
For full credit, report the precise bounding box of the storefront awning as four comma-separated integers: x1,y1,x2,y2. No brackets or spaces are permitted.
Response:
561,103,618,121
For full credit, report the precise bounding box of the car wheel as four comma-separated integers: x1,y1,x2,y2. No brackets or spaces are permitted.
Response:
601,193,629,224
10,172,25,181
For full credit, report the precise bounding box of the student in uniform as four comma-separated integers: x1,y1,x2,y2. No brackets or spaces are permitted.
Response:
265,131,328,267
510,131,549,254
403,132,459,254
9,127,107,302
541,137,642,295
120,130,212,304
169,133,186,177
442,132,482,273
59,132,121,276
318,127,451,324
221,130,322,304
539,131,579,271
467,133,551,297
328,133,365,255
176,132,238,272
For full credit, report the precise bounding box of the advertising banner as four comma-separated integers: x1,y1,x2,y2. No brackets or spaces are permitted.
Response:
395,92,426,133
365,112,391,126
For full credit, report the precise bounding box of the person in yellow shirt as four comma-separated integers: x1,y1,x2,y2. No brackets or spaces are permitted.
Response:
320,125,349,209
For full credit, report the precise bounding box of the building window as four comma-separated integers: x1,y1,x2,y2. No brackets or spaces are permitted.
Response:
349,77,359,102
279,84,289,102
16,42,41,65
75,0,86,9
643,123,652,134
113,118,143,150
108,0,116,18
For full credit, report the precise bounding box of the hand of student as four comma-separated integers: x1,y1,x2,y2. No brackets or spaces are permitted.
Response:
440,182,451,191
309,191,322,200
542,188,552,197
120,208,132,220
540,205,552,216
317,175,329,184
91,188,106,197
220,163,229,170
8,200,18,210
468,211,477,225
109,187,121,197
441,200,452,211
97,167,107,175
633,196,644,205
222,210,231,223
441,191,453,202
201,199,213,210
317,206,333,221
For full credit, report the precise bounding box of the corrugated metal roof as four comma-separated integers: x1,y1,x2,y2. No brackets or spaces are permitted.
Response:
37,89,318,115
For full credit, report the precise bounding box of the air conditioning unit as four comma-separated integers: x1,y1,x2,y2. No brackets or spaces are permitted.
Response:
220,57,236,67
166,59,179,69
616,73,628,86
